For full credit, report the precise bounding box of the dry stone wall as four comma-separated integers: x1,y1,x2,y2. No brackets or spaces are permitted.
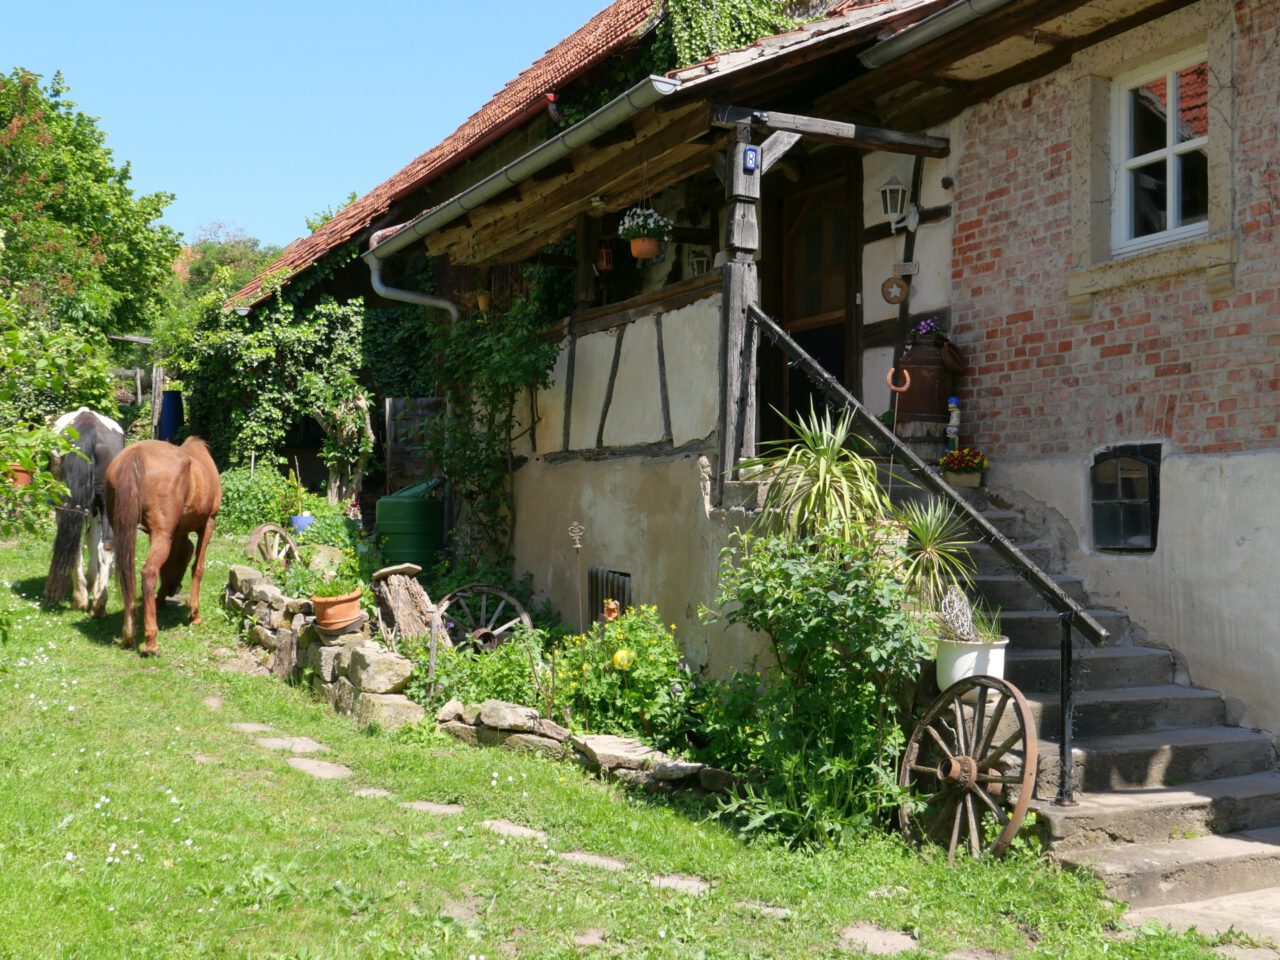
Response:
436,697,738,801
223,565,424,731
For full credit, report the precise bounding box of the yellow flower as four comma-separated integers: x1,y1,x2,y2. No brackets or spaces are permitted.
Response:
612,648,635,671
581,663,589,673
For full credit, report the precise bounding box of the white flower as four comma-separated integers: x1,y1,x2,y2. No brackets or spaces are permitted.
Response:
64,852,76,862
183,839,193,846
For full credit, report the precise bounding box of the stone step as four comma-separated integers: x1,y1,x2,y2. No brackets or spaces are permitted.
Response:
978,508,1027,540
1059,825,1280,908
1035,726,1276,798
1125,885,1280,942
1035,772,1280,852
974,573,1088,611
966,540,1053,575
1023,685,1225,739
1002,609,1133,648
1005,646,1174,693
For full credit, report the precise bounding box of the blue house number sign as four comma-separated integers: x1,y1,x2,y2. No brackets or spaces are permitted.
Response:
743,146,759,173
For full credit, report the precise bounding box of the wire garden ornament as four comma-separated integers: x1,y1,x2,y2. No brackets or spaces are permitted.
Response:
940,584,977,641
569,520,586,630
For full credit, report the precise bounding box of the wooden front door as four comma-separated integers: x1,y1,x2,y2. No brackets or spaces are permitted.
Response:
760,167,862,442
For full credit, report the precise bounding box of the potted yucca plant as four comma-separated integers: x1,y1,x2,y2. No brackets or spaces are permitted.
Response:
618,206,673,259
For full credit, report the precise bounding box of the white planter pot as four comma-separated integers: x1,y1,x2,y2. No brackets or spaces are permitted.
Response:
935,636,1009,698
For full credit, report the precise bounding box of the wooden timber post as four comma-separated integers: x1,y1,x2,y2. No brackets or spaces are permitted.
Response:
716,121,761,505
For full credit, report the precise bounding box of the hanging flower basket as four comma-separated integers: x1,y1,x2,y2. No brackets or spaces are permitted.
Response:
619,207,673,260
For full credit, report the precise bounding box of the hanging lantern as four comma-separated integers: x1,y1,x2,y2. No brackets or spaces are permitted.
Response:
595,241,613,273
880,175,908,219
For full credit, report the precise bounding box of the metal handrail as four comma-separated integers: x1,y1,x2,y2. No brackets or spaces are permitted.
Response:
744,305,1107,804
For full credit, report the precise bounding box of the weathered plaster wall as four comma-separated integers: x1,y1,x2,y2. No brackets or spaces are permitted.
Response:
511,454,770,675
992,453,1280,735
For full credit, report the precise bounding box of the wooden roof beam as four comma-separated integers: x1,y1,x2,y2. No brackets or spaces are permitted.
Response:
711,104,948,158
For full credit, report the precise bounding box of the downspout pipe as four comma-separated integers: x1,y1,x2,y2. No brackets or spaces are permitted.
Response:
363,74,681,266
857,0,1018,68
366,254,461,322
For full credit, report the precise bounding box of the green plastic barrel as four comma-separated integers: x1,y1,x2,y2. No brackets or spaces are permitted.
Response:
375,478,444,569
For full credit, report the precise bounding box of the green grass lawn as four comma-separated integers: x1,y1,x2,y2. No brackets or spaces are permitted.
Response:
0,530,1226,959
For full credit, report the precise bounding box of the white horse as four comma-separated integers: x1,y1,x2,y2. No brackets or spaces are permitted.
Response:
44,407,125,615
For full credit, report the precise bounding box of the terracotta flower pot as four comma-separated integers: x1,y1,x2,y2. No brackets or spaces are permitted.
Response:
630,236,660,259
311,589,363,631
476,291,492,312
5,463,33,487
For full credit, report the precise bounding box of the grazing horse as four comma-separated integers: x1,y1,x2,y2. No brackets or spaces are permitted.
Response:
43,408,125,615
105,438,221,655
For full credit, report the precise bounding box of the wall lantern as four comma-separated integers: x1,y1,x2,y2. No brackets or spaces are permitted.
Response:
879,174,919,234
595,241,613,273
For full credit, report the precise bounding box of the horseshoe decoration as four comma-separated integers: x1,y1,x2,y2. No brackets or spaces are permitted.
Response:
886,367,912,394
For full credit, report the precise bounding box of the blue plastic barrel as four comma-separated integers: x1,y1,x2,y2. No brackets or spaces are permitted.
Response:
158,390,184,441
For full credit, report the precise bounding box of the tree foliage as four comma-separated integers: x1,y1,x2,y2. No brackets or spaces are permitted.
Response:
0,68,179,335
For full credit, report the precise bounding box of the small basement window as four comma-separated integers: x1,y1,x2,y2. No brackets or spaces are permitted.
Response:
1091,444,1161,552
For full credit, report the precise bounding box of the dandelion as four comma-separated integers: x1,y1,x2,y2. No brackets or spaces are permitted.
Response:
64,852,75,862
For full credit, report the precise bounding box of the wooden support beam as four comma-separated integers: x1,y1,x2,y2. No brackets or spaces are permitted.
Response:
712,104,949,158
574,213,598,308
716,121,761,506
760,130,802,174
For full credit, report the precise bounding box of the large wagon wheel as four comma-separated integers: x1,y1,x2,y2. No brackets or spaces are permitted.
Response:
899,675,1038,862
245,523,300,567
437,584,531,652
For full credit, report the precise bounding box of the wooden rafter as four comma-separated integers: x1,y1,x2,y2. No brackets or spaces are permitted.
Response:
426,103,716,264
711,105,949,158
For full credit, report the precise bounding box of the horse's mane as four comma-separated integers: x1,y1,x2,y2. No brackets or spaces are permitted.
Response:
179,436,211,454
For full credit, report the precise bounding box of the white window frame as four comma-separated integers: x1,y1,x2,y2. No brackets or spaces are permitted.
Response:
1110,46,1209,256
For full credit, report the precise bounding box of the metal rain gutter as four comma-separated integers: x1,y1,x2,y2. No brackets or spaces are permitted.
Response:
364,74,682,266
857,0,1018,68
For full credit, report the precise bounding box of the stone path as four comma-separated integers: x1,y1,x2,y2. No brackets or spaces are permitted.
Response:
838,923,919,955
559,851,627,872
229,722,273,734
481,819,548,843
650,874,710,895
285,757,352,779
354,787,392,798
402,800,465,815
257,736,328,754
201,695,223,711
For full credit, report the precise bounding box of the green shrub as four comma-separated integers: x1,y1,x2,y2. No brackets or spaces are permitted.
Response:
691,525,931,848
405,629,547,711
218,467,289,534
553,605,688,741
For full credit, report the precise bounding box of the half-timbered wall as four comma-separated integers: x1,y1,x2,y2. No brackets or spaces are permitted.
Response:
510,291,772,674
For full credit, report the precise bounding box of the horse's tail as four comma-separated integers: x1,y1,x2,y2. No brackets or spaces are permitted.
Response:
110,452,143,616
43,432,95,603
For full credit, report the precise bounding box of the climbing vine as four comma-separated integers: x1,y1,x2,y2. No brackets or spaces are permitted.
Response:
660,0,795,69
429,263,569,567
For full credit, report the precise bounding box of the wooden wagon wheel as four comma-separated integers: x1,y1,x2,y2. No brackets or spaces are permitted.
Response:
437,584,532,652
245,523,300,567
898,675,1038,862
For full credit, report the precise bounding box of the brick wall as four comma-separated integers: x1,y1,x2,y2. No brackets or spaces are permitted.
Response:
949,1,1280,458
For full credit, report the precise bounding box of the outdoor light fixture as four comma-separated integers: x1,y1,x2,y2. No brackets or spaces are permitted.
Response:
234,306,251,317
595,241,613,273
879,174,919,234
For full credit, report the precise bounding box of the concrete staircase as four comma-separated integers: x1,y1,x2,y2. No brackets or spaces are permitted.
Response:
957,489,1280,911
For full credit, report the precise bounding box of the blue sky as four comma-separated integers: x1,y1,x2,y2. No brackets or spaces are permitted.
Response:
4,0,611,249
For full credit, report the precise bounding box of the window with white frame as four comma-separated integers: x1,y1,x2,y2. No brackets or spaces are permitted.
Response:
1112,49,1209,254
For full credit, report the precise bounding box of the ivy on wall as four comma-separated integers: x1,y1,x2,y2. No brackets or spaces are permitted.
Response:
660,0,795,68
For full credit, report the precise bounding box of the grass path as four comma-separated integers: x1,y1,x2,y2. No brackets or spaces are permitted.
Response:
0,533,1229,959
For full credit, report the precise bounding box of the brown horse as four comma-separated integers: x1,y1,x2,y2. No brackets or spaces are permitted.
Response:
105,438,222,655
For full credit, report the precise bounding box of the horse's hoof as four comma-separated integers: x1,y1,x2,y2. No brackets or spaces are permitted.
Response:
120,638,136,650
189,614,202,626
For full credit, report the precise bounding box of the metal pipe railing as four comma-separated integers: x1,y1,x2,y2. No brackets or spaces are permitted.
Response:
744,305,1106,804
